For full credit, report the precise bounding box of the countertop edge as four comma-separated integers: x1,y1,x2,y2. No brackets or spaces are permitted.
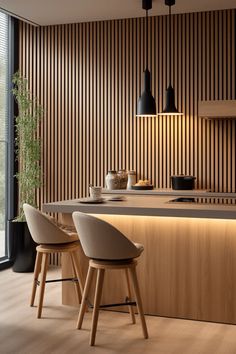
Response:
42,203,236,220
102,189,236,198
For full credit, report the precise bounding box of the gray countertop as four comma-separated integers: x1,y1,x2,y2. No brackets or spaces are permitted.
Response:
43,194,236,220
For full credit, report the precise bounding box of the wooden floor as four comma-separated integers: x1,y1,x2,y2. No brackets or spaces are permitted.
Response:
1,267,236,354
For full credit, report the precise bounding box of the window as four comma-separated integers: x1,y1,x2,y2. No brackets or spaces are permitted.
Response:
0,12,9,261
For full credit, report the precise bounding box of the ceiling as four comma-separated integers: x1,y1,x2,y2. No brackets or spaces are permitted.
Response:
0,0,235,26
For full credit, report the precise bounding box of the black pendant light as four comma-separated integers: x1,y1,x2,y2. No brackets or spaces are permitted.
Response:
136,0,156,117
159,0,183,115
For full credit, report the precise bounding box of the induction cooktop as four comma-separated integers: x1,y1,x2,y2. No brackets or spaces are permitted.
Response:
169,197,236,205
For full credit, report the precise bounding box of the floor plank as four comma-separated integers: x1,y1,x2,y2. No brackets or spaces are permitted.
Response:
1,267,236,354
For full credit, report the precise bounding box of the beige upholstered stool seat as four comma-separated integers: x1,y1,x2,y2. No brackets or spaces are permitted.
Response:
23,204,83,319
72,212,148,346
133,242,144,254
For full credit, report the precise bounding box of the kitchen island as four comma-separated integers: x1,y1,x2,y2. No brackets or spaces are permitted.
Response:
43,193,236,324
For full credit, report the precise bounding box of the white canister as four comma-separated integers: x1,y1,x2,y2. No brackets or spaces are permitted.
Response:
127,170,136,189
105,170,120,190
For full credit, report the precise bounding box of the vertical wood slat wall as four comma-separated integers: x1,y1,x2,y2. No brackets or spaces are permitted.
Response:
19,9,236,211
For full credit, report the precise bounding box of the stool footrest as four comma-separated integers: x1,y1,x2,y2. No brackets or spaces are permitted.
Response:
86,298,136,309
36,277,78,285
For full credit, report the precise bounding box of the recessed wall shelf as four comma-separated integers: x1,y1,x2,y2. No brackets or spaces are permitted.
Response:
198,100,236,119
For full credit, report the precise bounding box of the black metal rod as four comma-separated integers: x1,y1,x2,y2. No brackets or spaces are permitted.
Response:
86,297,136,309
146,8,148,70
86,300,137,309
36,277,78,285
169,4,171,86
99,301,137,309
46,278,78,283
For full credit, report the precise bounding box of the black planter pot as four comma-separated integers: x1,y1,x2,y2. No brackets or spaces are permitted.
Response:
8,220,37,272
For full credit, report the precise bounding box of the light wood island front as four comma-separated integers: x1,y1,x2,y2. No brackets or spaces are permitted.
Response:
43,194,236,324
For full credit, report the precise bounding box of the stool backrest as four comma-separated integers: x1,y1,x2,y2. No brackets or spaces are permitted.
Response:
23,203,77,244
72,212,140,260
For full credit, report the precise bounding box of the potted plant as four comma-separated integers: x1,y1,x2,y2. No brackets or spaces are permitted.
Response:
10,71,43,272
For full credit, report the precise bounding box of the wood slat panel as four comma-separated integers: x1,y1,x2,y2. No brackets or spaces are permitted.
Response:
18,9,236,211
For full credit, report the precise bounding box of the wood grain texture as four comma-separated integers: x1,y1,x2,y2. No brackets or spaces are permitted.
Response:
3,268,236,354
61,213,236,324
18,9,236,210
199,100,236,118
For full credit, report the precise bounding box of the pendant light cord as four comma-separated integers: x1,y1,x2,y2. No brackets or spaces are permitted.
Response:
169,5,171,86
146,9,148,71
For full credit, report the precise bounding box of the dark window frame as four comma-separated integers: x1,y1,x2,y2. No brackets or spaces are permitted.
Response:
0,16,18,270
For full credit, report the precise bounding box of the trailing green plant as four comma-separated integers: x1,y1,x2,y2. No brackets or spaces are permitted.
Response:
12,71,43,221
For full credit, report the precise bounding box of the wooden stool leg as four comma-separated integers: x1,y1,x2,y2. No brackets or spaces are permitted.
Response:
125,269,136,324
70,253,81,304
71,251,84,301
37,253,49,319
129,265,148,339
77,265,95,329
30,251,43,307
90,268,105,346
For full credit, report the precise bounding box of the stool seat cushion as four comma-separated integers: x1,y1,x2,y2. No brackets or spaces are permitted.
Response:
72,212,144,260
61,231,78,241
23,203,79,244
133,242,144,255
48,216,79,241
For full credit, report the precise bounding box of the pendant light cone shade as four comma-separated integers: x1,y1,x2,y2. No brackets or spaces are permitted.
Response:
136,0,156,117
162,85,181,114
160,85,183,115
137,69,156,116
159,0,183,115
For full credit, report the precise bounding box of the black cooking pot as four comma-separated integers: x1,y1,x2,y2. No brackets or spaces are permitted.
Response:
171,175,196,190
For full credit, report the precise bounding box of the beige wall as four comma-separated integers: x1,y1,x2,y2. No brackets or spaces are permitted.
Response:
19,9,236,206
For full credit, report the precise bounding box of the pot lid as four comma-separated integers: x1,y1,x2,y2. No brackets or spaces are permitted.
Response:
171,175,196,179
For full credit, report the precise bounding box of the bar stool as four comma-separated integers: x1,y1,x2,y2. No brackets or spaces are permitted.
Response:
23,203,83,319
72,211,148,346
